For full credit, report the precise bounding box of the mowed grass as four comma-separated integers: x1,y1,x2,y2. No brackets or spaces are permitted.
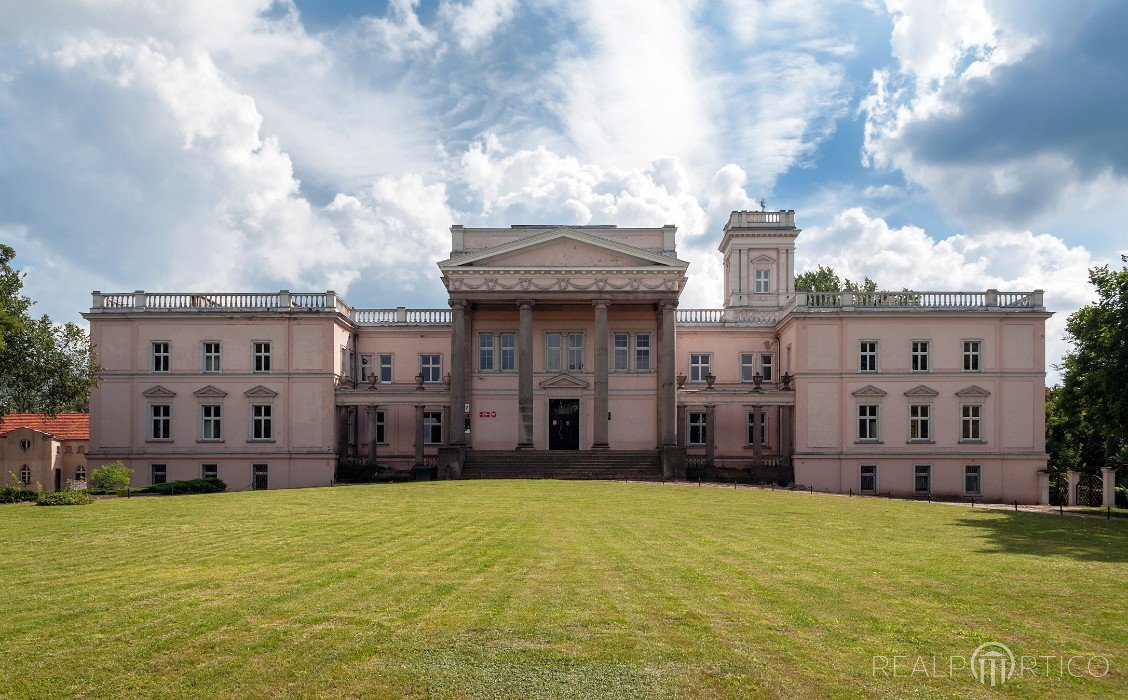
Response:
0,482,1124,699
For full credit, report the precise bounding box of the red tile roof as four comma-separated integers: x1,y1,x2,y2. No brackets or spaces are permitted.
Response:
0,413,89,441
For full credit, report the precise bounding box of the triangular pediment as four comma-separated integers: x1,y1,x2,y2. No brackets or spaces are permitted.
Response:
539,373,589,389
142,385,176,398
750,254,775,264
243,385,278,398
852,385,887,397
956,385,991,397
904,384,939,397
193,385,228,398
439,228,687,270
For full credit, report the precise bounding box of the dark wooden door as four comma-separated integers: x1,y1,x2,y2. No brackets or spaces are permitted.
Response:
548,399,580,450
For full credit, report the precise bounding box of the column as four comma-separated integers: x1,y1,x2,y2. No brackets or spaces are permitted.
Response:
658,299,677,446
751,404,762,463
1102,467,1117,508
1037,470,1050,505
517,300,535,449
414,404,425,468
449,300,468,446
781,405,793,458
367,405,379,466
676,405,687,448
1067,469,1080,506
704,404,716,465
592,299,610,448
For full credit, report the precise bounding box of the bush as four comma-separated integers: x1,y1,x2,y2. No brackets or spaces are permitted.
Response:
36,490,94,506
139,477,226,495
1117,486,1127,508
89,461,133,491
0,487,39,504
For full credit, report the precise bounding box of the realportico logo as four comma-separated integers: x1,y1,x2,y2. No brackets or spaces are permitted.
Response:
872,640,1111,685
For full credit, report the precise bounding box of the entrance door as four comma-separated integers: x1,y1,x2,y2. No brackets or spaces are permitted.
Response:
548,399,580,450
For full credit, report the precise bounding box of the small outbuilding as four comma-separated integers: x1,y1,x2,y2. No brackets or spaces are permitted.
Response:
0,413,90,491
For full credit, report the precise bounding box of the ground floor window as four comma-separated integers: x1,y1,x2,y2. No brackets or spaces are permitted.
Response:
914,465,931,494
373,410,386,444
75,466,86,482
746,411,768,446
965,465,981,495
19,465,31,485
688,411,707,445
252,464,268,490
423,411,443,444
202,463,219,480
860,465,877,494
151,464,167,485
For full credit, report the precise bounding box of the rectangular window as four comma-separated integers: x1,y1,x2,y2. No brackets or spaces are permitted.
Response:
150,404,171,440
860,465,877,494
546,333,562,372
478,333,494,371
857,404,879,441
740,353,756,382
965,465,982,495
423,411,443,444
914,465,931,494
860,341,878,372
253,341,272,373
961,404,982,441
420,354,441,382
754,268,770,294
201,404,222,440
360,353,373,382
688,411,707,445
760,354,774,382
567,333,584,371
152,341,170,373
613,333,629,372
911,340,930,372
634,333,651,371
909,404,931,441
963,340,981,372
201,463,219,479
203,342,221,373
252,464,268,490
378,354,393,383
150,464,167,485
746,411,768,446
251,404,273,440
500,333,516,372
690,353,711,382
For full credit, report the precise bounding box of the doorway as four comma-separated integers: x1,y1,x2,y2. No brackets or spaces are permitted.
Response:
548,399,580,450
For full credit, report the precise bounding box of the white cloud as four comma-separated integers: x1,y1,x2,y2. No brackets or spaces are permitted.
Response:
438,0,518,50
355,0,439,61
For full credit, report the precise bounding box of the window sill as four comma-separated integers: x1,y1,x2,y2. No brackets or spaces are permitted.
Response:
248,439,275,443
855,440,883,445
197,439,224,444
743,445,773,450
907,439,935,444
145,439,173,443
959,439,986,444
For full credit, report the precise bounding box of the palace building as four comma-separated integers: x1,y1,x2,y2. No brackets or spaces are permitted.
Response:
83,210,1053,502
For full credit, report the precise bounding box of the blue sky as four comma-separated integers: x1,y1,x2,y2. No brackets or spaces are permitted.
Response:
1,0,1126,379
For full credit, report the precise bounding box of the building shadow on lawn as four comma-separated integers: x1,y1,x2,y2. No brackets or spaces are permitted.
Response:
955,512,1128,563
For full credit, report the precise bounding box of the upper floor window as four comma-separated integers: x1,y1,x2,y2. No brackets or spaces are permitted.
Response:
635,333,651,371
965,465,982,495
963,340,981,372
478,333,495,371
253,342,272,373
860,341,878,372
567,333,584,371
740,353,756,382
909,404,931,441
251,404,273,441
546,333,563,372
378,354,393,383
614,333,629,372
857,404,879,441
201,404,222,441
754,268,770,294
859,465,877,494
688,411,707,445
423,411,443,444
500,333,516,372
910,340,930,372
760,354,774,382
203,342,221,373
961,405,982,441
360,353,373,382
690,353,711,382
613,332,651,372
150,404,171,440
420,354,442,382
152,342,170,373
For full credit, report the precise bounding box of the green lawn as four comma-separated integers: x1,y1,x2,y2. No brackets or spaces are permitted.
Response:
1,482,1124,699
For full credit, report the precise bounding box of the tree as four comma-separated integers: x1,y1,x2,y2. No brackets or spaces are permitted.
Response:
795,265,878,293
0,245,100,416
88,461,132,491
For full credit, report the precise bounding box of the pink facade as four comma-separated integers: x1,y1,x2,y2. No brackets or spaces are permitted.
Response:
84,211,1052,502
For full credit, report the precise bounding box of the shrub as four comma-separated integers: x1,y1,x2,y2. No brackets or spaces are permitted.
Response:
0,487,39,504
1117,486,1127,508
139,477,226,495
36,490,94,506
89,461,133,490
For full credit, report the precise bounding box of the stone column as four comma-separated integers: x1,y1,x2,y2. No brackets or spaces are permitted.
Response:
367,405,379,466
449,300,468,446
704,404,716,466
676,405,687,448
592,299,610,448
1037,469,1050,505
517,300,535,449
658,299,677,446
1066,469,1080,506
414,404,426,468
1102,467,1117,508
751,405,762,463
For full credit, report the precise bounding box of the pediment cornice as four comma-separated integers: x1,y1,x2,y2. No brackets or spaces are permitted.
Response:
851,385,887,398
539,373,589,389
142,385,176,398
193,385,229,398
438,227,688,271
904,384,940,397
243,385,279,398
955,385,991,397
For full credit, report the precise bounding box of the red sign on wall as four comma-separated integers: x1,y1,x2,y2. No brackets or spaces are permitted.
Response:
478,411,497,418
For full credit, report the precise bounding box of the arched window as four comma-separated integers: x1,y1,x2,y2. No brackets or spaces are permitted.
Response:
75,466,86,482
19,465,31,486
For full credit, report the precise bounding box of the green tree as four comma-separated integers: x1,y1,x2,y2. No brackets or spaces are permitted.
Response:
88,461,132,491
0,245,100,415
795,265,878,293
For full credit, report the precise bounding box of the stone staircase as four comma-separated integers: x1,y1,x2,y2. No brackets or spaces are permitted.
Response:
460,450,663,480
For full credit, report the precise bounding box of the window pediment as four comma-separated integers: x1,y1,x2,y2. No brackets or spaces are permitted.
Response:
244,385,279,398
904,385,939,397
193,385,228,398
142,385,176,398
956,385,991,397
749,254,775,264
539,373,589,389
851,385,887,398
